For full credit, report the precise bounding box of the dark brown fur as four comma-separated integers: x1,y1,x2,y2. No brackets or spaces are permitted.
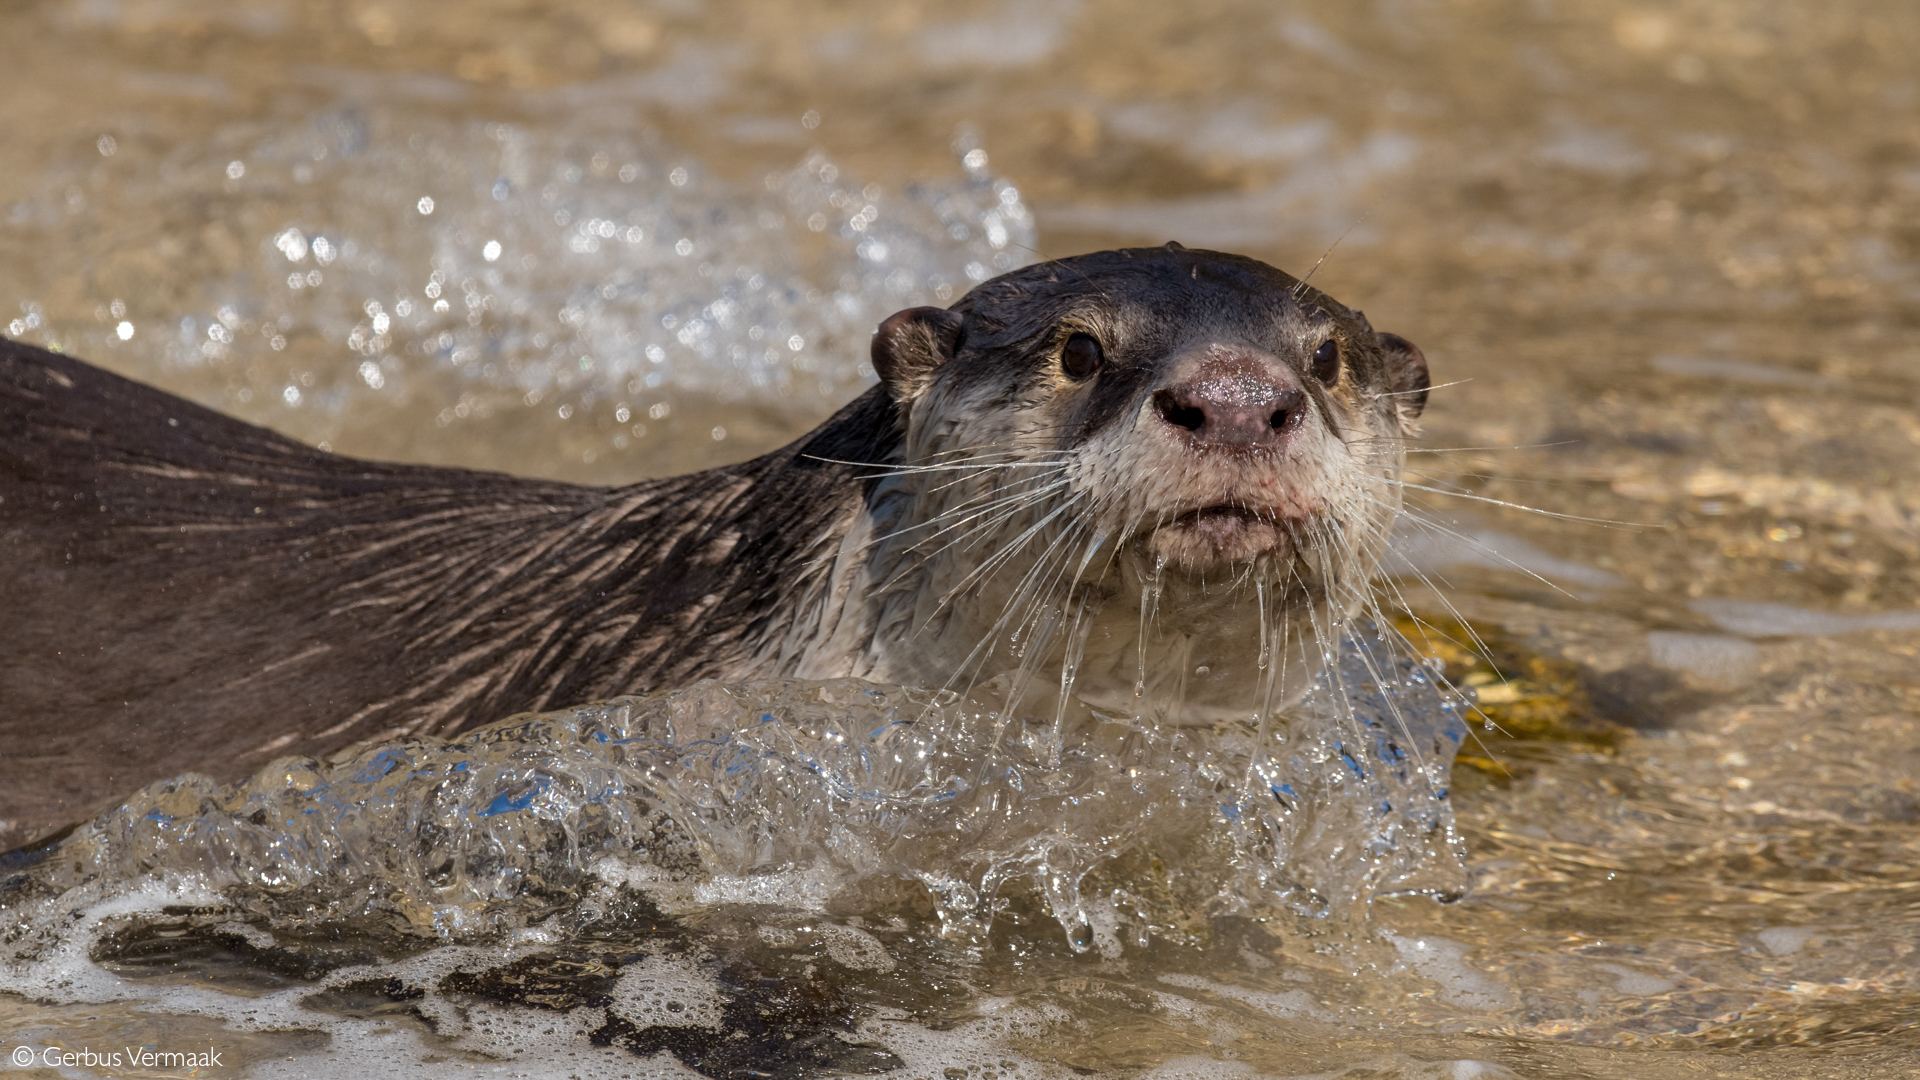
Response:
0,341,893,847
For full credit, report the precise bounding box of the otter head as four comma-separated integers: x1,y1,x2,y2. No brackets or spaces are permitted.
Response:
864,245,1429,723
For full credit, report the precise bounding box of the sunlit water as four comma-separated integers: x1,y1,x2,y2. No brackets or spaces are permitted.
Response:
4,1,1920,1077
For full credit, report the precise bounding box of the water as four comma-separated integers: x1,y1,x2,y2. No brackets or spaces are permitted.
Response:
5,1,1920,1076
3,638,1466,1075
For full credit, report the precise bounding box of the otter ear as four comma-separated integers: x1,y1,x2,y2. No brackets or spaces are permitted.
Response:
872,306,963,405
1377,332,1429,431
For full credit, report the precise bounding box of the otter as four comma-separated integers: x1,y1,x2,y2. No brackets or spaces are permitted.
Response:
0,245,1428,850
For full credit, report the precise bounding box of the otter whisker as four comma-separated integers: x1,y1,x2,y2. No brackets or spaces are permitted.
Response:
993,526,1090,741
938,515,1090,724
1387,479,1653,529
907,454,1074,475
1370,377,1472,399
1361,493,1583,603
1344,490,1532,675
1294,213,1367,294
1364,575,1516,757
926,582,1048,723
871,484,1073,600
1351,539,1515,752
866,473,1072,556
1304,537,1405,800
802,452,1074,480
1351,567,1518,767
902,480,1082,580
1404,468,1616,491
1002,237,1120,307
1327,572,1443,794
1381,576,1510,727
899,498,1091,722
1348,435,1576,455
896,483,1072,557
929,495,1088,617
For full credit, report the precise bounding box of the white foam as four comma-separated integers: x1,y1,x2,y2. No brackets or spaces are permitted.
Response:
612,954,728,1031
816,922,898,974
0,871,732,1079
1,875,223,1007
854,997,1068,1080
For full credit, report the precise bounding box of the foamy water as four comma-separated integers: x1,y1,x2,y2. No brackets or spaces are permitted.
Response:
5,632,1466,1075
5,105,1033,483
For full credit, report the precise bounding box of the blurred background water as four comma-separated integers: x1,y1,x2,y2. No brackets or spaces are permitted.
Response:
3,1,1919,1077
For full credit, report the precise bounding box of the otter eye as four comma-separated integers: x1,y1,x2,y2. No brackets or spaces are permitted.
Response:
1060,332,1104,380
1310,338,1341,385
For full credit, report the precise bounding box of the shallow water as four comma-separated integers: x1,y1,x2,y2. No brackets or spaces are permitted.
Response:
4,1,1920,1077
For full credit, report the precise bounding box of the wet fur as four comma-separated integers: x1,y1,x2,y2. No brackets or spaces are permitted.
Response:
0,246,1426,848
0,343,900,846
859,248,1423,716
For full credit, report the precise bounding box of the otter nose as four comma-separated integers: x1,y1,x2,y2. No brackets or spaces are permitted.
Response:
1152,374,1305,450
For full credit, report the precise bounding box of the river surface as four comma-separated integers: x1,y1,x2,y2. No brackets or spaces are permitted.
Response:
3,1,1919,1077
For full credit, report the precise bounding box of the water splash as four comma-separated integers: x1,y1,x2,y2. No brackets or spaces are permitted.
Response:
4,110,1033,457
7,624,1465,955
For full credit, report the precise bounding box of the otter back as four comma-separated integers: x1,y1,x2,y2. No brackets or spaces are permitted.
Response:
0,340,890,846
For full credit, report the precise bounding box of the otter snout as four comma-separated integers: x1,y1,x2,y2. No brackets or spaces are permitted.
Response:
1150,349,1305,452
